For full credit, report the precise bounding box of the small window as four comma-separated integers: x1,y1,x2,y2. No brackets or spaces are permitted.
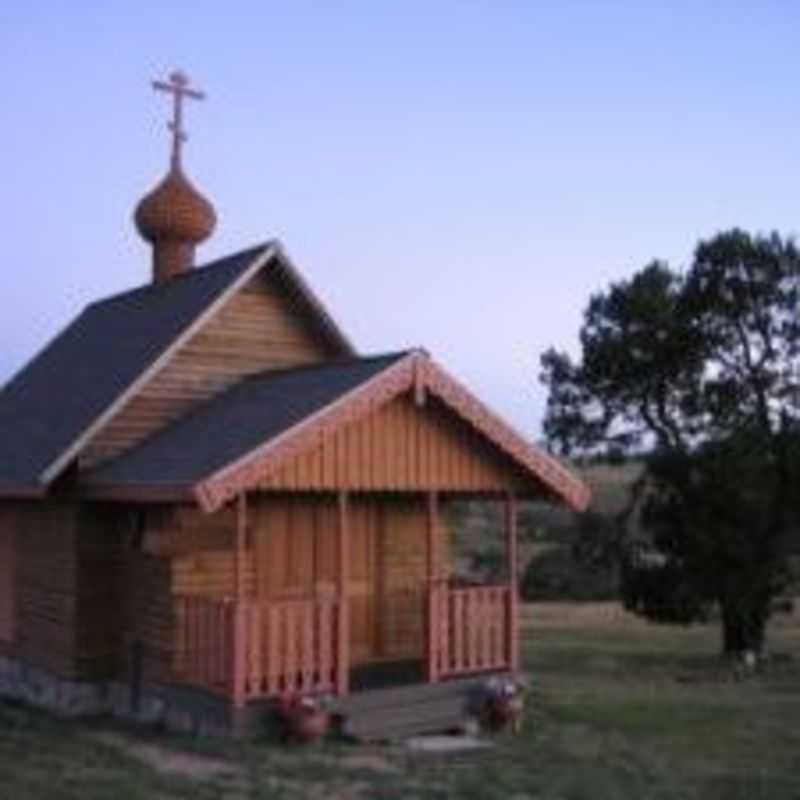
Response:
0,512,16,644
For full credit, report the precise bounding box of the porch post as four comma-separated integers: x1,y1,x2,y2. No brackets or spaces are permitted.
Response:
505,493,520,672
336,491,351,696
232,491,248,708
426,491,440,682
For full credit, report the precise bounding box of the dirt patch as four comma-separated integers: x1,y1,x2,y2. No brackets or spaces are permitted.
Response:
337,752,402,774
88,731,241,781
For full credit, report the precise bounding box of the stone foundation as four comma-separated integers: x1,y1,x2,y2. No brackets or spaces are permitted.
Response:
0,655,248,736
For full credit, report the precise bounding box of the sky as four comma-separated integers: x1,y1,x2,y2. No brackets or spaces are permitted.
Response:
2,1,800,440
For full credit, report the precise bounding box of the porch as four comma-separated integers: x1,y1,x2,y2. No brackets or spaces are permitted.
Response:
168,491,520,708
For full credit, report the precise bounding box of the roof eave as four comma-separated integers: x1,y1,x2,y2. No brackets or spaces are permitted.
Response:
271,242,358,358
0,482,47,500
79,482,195,503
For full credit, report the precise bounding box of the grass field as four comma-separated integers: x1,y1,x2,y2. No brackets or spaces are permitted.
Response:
1,604,799,799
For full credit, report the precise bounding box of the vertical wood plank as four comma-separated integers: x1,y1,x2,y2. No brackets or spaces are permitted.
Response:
506,494,520,672
233,493,248,708
336,491,351,695
302,601,314,690
453,591,463,673
285,604,298,692
317,600,331,690
267,604,280,695
426,491,439,682
439,583,450,675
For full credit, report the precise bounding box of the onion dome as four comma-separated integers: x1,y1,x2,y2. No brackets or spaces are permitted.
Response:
134,166,216,246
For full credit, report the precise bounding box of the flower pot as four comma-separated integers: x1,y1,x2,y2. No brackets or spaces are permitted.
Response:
286,707,330,744
482,693,525,733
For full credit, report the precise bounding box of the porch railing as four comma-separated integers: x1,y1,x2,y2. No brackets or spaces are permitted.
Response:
174,595,339,700
433,584,510,678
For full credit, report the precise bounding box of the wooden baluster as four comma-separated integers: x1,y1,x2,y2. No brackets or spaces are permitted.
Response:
317,600,330,691
302,601,314,691
467,590,479,671
492,588,503,667
286,604,297,693
506,494,520,672
439,584,450,677
426,491,440,682
232,492,248,708
175,598,185,681
479,588,490,669
249,602,262,697
453,590,463,674
223,600,232,689
336,492,351,695
266,604,280,695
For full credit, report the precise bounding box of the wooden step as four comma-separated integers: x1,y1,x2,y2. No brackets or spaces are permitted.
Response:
331,672,512,742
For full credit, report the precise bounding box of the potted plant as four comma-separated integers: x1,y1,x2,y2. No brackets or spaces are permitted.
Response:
276,694,331,744
480,677,527,734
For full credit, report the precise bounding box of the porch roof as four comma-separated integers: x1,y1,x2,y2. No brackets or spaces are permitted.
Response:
83,352,408,492
82,351,590,513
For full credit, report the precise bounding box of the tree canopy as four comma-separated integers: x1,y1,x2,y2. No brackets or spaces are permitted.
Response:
541,229,800,656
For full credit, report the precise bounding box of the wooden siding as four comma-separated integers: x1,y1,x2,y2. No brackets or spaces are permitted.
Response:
251,496,338,600
250,495,431,665
81,272,335,468
258,394,530,493
0,506,17,645
379,497,427,662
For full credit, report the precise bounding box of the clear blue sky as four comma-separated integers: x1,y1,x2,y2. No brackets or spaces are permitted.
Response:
2,2,799,438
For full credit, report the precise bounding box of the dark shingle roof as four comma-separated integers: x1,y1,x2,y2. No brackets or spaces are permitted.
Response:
0,244,268,489
85,352,408,488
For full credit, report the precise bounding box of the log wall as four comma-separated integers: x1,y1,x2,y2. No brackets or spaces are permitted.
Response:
82,273,335,468
258,394,530,493
0,505,17,647
14,502,80,678
74,505,125,680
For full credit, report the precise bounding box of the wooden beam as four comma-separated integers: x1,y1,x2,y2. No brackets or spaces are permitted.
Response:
426,491,440,682
79,483,193,503
505,493,520,672
336,491,351,696
235,492,247,601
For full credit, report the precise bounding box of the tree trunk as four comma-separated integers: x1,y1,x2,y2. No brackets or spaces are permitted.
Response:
719,592,768,659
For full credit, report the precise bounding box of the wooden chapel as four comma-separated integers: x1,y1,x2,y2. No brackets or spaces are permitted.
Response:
0,72,589,737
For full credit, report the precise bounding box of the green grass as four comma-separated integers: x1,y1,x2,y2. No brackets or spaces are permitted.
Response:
2,606,799,799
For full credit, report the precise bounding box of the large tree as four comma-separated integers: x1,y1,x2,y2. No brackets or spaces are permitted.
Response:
541,229,800,657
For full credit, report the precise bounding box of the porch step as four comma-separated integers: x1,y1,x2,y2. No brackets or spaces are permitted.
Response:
331,673,512,742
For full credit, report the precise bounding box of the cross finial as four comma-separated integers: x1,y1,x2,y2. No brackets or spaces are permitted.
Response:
152,70,206,170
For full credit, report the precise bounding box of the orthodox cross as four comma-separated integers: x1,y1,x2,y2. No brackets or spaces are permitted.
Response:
152,70,206,169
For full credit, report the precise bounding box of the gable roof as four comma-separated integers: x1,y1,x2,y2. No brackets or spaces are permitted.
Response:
83,350,590,512
84,352,408,493
0,241,354,494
